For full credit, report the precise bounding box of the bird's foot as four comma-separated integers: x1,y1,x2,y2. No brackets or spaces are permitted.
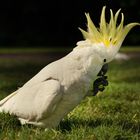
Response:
93,63,109,96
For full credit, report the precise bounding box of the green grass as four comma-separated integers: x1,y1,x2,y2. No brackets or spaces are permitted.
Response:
120,46,140,52
0,47,140,140
0,46,139,54
0,47,72,54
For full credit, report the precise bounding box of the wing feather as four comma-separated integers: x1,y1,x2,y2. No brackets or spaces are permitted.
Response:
0,79,63,122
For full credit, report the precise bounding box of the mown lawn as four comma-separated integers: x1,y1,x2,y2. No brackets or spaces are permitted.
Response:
0,47,140,140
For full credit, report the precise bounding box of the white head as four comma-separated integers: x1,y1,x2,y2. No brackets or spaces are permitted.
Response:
77,6,140,63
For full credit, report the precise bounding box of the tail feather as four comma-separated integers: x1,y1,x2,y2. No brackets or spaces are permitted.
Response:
0,91,17,107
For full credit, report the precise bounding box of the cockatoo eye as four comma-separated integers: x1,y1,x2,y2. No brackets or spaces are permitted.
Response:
103,59,106,62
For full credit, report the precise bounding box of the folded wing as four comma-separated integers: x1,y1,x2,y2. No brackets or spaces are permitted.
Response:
0,79,63,122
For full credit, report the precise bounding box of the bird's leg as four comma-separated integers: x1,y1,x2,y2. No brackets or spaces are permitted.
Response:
97,63,108,76
93,63,109,96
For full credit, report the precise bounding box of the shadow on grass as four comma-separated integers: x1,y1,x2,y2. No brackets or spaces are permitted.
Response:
59,117,140,134
0,113,139,135
59,118,113,132
0,113,21,132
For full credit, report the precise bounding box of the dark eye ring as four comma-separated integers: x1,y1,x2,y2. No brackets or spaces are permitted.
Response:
104,59,106,62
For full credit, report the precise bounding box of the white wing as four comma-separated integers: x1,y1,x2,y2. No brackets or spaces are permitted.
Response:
0,78,63,121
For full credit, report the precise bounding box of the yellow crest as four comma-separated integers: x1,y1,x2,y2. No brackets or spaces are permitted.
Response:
79,6,140,46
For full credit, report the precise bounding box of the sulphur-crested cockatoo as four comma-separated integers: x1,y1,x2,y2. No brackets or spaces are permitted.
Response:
0,6,139,128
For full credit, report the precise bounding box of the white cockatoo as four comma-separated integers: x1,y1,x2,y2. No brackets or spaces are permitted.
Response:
0,6,139,128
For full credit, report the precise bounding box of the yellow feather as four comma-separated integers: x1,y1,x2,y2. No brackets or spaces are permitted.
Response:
100,6,107,36
85,13,102,42
114,9,121,25
79,6,140,47
120,23,140,43
109,9,116,42
78,27,89,39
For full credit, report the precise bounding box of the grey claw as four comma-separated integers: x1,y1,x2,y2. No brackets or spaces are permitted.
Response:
98,63,108,76
93,63,109,96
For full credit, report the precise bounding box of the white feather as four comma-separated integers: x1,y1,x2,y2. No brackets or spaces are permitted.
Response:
1,6,138,128
0,46,103,128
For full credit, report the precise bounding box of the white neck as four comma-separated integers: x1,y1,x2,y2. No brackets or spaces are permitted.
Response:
74,40,122,63
69,45,104,80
